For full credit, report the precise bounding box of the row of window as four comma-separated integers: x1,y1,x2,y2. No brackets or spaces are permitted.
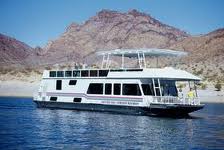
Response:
50,70,109,78
86,81,177,96
87,83,142,96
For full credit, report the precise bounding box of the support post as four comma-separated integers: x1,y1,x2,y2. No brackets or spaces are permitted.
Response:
143,52,146,68
194,81,198,97
122,53,124,69
137,52,142,68
152,79,157,97
158,79,162,97
106,54,110,68
101,54,105,69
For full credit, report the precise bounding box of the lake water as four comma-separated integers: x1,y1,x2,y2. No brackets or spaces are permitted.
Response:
0,97,223,149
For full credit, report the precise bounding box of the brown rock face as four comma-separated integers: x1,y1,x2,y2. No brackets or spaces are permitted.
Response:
43,9,188,64
169,28,224,63
0,33,34,67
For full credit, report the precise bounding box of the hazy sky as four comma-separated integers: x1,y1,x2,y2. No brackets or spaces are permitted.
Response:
0,0,224,47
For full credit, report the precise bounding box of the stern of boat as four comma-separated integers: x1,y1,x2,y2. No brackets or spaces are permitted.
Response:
144,96,204,116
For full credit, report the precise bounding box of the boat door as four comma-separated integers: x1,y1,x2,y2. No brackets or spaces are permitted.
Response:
140,79,158,106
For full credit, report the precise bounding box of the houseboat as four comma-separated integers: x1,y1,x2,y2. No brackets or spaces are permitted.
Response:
33,48,204,116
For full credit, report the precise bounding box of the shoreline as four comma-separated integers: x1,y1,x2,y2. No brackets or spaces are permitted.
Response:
0,95,33,99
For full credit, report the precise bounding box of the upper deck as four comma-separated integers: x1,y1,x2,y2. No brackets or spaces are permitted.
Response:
43,67,201,81
42,48,200,81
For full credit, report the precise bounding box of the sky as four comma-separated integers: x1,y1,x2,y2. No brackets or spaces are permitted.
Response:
0,0,224,47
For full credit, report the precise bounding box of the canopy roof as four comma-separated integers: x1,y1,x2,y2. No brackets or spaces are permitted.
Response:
96,48,188,57
108,67,201,81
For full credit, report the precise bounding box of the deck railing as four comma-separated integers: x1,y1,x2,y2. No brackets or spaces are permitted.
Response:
152,96,200,105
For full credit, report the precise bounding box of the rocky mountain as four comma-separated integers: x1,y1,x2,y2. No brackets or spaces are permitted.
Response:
0,33,34,67
170,28,224,62
42,9,189,64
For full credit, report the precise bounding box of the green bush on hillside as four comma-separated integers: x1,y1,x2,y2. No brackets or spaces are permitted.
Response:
214,82,222,91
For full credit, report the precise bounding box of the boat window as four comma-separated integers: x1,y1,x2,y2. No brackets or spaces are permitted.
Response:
81,70,89,77
114,84,121,95
99,70,109,77
73,70,80,77
57,71,64,77
90,70,97,77
123,84,142,96
49,71,56,77
160,80,178,96
87,83,103,94
141,84,154,96
69,80,77,85
154,79,159,87
73,98,82,102
110,69,124,72
65,71,72,77
50,97,57,101
155,89,161,96
105,83,112,95
56,80,62,90
126,69,143,72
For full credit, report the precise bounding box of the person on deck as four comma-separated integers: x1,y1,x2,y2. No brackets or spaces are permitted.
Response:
187,88,195,104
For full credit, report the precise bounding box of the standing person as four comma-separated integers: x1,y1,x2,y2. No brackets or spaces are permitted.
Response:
187,88,195,104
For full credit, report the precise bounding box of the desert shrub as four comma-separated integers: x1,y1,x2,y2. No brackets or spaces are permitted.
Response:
45,66,52,70
193,68,204,75
220,68,224,74
200,83,207,90
214,82,222,91
33,69,43,75
0,67,13,74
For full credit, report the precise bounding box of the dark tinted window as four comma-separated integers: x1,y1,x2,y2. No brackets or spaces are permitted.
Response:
73,98,81,102
126,69,143,71
154,79,159,87
87,83,103,94
160,80,177,96
50,97,57,101
90,70,97,77
142,84,154,96
81,70,89,77
49,71,56,77
155,88,161,96
99,70,109,77
65,71,72,77
105,83,112,95
57,71,64,77
123,84,142,96
73,70,80,77
110,69,124,72
69,80,77,85
56,80,62,90
114,84,121,95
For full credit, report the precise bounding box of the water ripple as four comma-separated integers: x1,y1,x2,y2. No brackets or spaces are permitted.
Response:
0,97,223,149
